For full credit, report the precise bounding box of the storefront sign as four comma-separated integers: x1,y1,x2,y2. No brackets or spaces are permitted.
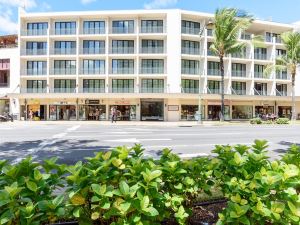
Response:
168,105,179,111
85,100,100,105
53,101,69,105
115,101,130,105
207,100,231,105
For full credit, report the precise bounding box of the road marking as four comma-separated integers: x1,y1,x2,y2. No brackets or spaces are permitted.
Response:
52,133,67,139
179,153,209,158
103,138,172,143
67,125,81,131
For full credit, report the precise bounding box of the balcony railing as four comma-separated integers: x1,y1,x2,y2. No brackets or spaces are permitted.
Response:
111,87,134,93
140,67,164,74
182,68,199,75
82,28,105,35
53,48,76,55
111,27,135,34
181,27,200,35
181,88,199,94
141,47,164,54
207,87,221,94
254,53,268,60
80,68,105,75
140,26,164,33
0,83,9,88
25,69,47,76
23,49,47,56
231,88,246,95
207,69,221,76
81,48,105,55
111,68,135,74
54,29,76,35
21,88,47,93
231,52,247,59
265,36,273,43
207,29,214,36
80,88,106,93
207,49,217,56
276,71,288,80
232,70,247,77
111,47,135,54
254,88,267,96
181,47,200,55
21,29,47,36
140,87,165,93
240,33,251,40
51,68,76,75
254,72,267,79
52,88,76,93
276,89,287,96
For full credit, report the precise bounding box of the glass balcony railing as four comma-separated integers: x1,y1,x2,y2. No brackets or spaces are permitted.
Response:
207,29,214,36
254,72,266,79
231,88,246,95
275,37,282,44
80,68,105,75
232,70,247,77
52,88,76,93
140,87,165,93
21,88,47,93
111,47,135,54
25,69,47,76
207,88,221,94
111,27,135,34
141,67,164,74
111,68,135,74
54,29,76,35
181,27,200,35
276,89,287,96
182,68,199,75
231,52,247,59
140,26,164,33
276,71,288,80
80,88,106,93
111,87,134,93
141,47,164,54
254,53,268,60
181,88,199,94
254,89,267,96
53,48,76,55
240,33,251,40
207,49,217,56
207,69,221,76
82,27,105,35
82,48,105,54
23,49,47,56
51,68,76,75
181,47,200,55
265,36,273,43
21,29,47,36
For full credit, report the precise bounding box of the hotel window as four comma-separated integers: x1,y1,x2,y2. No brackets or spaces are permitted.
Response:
207,61,220,75
182,60,199,75
83,79,105,92
276,49,286,57
276,83,287,96
83,40,105,54
181,79,199,93
141,79,164,93
232,63,246,77
53,60,76,75
27,61,47,75
181,40,200,55
207,80,220,94
83,21,105,34
82,60,105,74
254,82,267,95
141,59,164,74
254,48,267,60
181,20,200,35
112,79,134,93
26,42,47,55
54,41,76,54
27,80,47,93
254,64,265,78
141,40,164,53
26,22,48,35
112,20,134,34
232,81,246,95
141,20,164,33
112,59,134,74
55,21,76,35
54,79,76,92
112,40,134,54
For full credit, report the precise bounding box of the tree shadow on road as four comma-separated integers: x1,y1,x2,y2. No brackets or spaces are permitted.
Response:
272,141,300,154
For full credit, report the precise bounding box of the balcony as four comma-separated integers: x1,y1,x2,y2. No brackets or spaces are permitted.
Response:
21,88,47,93
254,89,267,96
207,29,214,36
0,83,9,88
80,68,105,75
265,35,272,43
111,47,135,54
276,71,288,80
207,69,221,76
140,26,164,33
207,49,217,56
240,33,251,40
182,68,199,75
21,29,47,36
54,29,76,35
254,72,267,79
52,88,76,93
141,67,164,74
181,47,200,55
25,69,47,76
231,88,246,95
80,88,106,93
232,70,247,78
276,89,287,96
140,87,165,93
82,27,105,35
23,49,47,56
181,27,200,35
111,87,134,93
254,53,268,60
51,68,76,75
141,47,164,54
111,27,134,34
53,48,76,55
181,87,199,94
81,48,105,55
231,51,248,59
207,87,221,94
111,68,135,74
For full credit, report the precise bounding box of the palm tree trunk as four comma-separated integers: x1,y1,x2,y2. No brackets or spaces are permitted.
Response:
220,56,225,122
291,73,296,121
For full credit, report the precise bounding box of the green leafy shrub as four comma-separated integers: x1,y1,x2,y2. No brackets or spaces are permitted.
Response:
262,120,273,124
250,118,262,124
275,118,290,124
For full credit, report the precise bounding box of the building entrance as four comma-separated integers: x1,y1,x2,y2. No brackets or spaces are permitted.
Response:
49,105,76,120
110,105,136,121
141,99,164,121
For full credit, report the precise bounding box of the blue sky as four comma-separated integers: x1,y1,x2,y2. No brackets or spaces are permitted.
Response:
0,0,300,34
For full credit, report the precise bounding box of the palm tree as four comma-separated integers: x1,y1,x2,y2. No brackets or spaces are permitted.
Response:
209,8,253,121
265,32,300,120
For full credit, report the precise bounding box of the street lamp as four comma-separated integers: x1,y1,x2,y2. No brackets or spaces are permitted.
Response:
197,19,214,124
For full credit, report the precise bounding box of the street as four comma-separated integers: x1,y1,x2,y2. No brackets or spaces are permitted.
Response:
0,122,299,164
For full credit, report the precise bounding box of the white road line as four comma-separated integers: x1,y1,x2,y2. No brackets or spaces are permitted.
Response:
67,125,81,131
52,133,67,139
103,138,172,143
144,142,254,149
179,153,209,158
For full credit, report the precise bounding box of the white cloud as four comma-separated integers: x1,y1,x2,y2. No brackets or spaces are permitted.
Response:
144,0,178,9
0,8,18,33
81,0,97,5
0,0,37,9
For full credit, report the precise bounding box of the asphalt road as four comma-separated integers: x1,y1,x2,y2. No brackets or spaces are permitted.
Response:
0,122,299,164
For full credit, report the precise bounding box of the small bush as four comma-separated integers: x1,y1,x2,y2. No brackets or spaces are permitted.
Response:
275,118,290,124
250,118,262,124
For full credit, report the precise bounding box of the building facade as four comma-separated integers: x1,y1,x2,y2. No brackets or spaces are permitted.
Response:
5,9,300,121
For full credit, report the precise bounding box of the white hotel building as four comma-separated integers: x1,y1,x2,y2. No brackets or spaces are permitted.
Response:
3,9,300,121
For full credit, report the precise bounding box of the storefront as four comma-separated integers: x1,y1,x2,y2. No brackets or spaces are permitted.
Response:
27,104,46,120
0,99,9,115
109,105,136,121
255,106,274,118
49,104,76,120
140,99,164,121
78,100,106,120
232,105,253,119
278,106,291,119
181,105,205,121
207,105,230,120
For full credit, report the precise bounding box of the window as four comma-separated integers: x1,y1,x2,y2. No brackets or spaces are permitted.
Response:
141,20,163,33
207,61,220,75
54,79,76,92
182,60,199,74
26,80,47,93
141,40,164,53
0,59,10,70
112,59,134,74
181,40,200,54
112,20,134,33
55,22,76,35
141,79,164,93
112,40,134,54
276,84,287,96
207,80,220,94
53,60,76,75
254,48,267,60
181,20,200,35
276,49,286,57
83,21,105,34
254,64,265,78
83,40,105,54
141,59,164,74
231,47,247,58
232,63,246,77
83,79,105,92
112,79,134,93
27,61,47,75
26,22,48,35
82,60,105,74
0,71,9,87
26,42,47,55
54,41,76,54
181,79,199,93
232,81,246,95
254,82,267,95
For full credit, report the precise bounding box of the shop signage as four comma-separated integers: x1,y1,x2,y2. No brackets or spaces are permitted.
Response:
53,101,69,105
85,100,100,105
115,101,130,105
168,105,179,111
208,100,231,105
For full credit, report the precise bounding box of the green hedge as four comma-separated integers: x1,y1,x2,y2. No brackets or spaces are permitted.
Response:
0,141,299,225
250,118,290,125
